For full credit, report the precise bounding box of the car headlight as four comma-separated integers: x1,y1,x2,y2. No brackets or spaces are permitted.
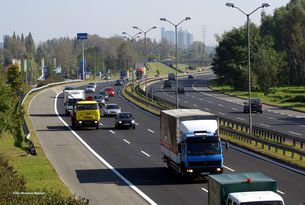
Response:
119,121,122,123
131,120,135,123
79,121,82,123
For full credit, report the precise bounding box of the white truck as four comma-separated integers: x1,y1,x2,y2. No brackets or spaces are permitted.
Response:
64,89,85,115
160,109,224,178
208,172,285,205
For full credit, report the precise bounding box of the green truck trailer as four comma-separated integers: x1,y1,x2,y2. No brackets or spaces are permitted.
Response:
208,172,285,205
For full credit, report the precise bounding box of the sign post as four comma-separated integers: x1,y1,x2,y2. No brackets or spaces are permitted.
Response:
77,33,88,80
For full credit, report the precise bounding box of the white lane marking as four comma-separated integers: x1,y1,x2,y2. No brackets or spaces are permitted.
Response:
135,122,139,126
218,104,223,107
54,92,157,205
224,166,235,172
184,101,189,103
199,98,203,101
204,108,210,111
193,104,198,107
148,129,155,133
208,101,212,104
141,151,151,157
260,123,271,128
185,93,189,96
201,188,208,193
109,130,115,134
289,131,301,136
218,112,225,115
232,108,238,111
301,125,305,128
273,111,278,114
170,96,174,98
236,117,245,121
288,114,293,117
100,123,103,126
280,113,285,115
123,139,131,144
277,190,285,195
296,116,305,118
268,117,275,120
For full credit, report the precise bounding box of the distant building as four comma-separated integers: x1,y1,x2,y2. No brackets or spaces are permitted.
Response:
0,42,3,49
161,27,193,49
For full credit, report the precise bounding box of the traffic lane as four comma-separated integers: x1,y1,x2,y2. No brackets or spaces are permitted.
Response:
223,146,305,204
152,80,305,139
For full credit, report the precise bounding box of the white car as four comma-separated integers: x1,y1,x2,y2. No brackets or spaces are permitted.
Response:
102,103,121,116
85,85,96,93
88,82,97,89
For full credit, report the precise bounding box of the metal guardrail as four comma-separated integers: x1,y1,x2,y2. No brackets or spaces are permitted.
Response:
124,77,305,165
20,79,82,155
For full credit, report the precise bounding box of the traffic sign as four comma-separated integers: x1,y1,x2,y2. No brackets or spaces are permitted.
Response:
77,33,88,40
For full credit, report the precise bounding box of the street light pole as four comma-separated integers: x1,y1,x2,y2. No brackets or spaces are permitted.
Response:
160,17,191,109
133,26,157,99
226,2,270,135
122,32,142,90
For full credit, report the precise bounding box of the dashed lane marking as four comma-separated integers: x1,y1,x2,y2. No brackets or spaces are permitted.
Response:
218,104,223,107
218,112,225,115
201,188,208,193
277,190,285,195
204,108,210,111
109,130,115,134
123,139,131,144
236,117,245,121
224,166,235,172
148,129,155,133
141,151,151,157
260,123,271,128
289,131,301,136
232,108,238,111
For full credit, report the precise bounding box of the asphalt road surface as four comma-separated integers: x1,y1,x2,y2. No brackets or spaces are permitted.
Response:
54,80,305,204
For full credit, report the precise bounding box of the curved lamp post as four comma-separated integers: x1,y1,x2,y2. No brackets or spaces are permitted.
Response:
226,2,270,135
160,17,191,109
133,26,157,99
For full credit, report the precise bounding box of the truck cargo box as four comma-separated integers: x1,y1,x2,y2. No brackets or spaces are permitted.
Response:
208,172,277,205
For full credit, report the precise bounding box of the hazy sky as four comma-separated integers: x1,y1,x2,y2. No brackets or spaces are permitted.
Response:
1,0,290,46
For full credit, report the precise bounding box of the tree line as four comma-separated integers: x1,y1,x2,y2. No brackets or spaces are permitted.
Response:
211,0,305,95
1,32,211,80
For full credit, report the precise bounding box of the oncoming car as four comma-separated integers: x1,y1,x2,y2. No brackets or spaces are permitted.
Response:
102,103,121,116
115,112,135,129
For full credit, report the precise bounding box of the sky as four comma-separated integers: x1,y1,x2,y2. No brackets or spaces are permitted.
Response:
1,0,290,46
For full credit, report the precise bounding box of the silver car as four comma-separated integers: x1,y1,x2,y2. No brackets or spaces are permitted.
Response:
93,95,106,106
102,103,121,116
85,85,96,93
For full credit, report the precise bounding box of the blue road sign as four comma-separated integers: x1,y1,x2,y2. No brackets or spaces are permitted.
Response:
77,33,88,40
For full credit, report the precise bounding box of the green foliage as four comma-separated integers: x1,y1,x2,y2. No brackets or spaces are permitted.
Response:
0,154,88,205
6,64,24,94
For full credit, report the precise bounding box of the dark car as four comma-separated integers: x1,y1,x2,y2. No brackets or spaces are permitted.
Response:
188,75,194,79
163,80,172,89
243,98,263,113
178,86,185,94
115,80,123,86
115,112,135,129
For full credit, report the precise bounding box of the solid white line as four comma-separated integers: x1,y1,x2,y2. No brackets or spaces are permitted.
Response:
123,139,131,144
232,108,238,111
204,108,210,111
260,123,271,128
109,130,115,134
141,151,151,157
218,104,223,107
289,131,301,136
277,190,285,195
218,112,225,115
148,129,155,133
201,188,208,193
54,92,157,205
236,117,245,121
224,166,235,172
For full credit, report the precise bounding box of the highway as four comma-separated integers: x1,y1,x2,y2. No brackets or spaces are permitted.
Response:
55,79,305,204
148,73,305,140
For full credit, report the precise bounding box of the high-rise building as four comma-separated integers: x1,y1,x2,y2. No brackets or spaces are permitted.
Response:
161,27,193,49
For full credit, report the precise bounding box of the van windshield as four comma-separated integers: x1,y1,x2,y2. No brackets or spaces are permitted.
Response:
240,202,283,205
77,104,98,110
